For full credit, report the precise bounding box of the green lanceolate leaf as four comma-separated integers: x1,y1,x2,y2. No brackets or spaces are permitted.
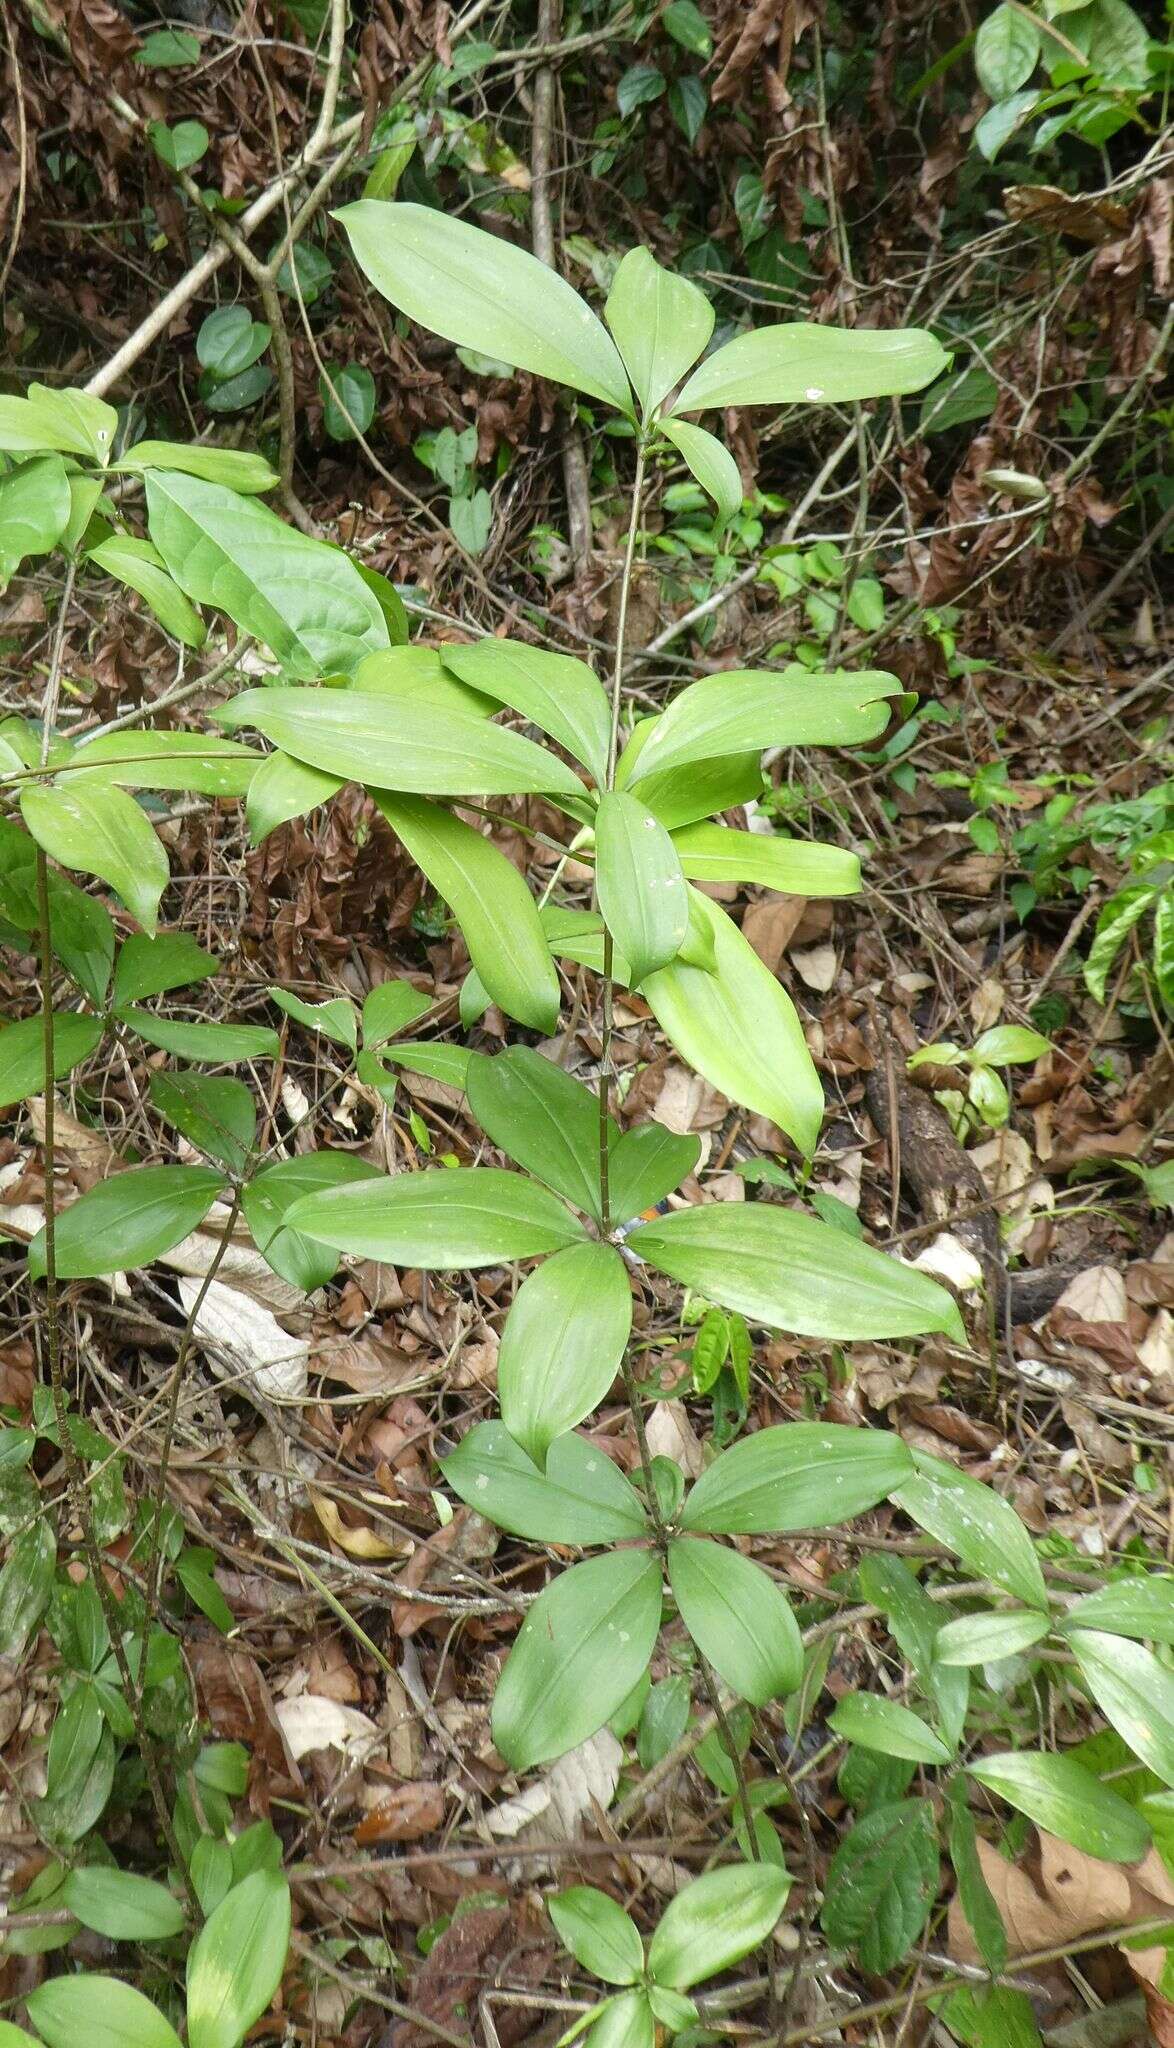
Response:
363,979,432,1046
1068,1630,1174,1787
673,324,949,415
933,1609,1051,1666
604,248,714,418
440,640,611,788
586,1993,654,2048
629,1201,964,1342
0,1520,56,1658
117,1010,279,1062
375,794,561,1033
242,1152,375,1292
68,729,259,798
938,1986,1042,2048
608,1123,699,1223
21,781,169,932
61,1866,186,1941
26,1977,183,2048
671,822,861,896
0,454,72,583
549,1888,644,1985
966,1751,1151,1863
113,932,218,1005
0,1012,102,1109
681,1422,913,1534
659,419,742,528
355,644,491,708
87,535,207,648
646,1865,791,1990
0,384,117,462
246,750,343,841
1058,1573,1174,1646
946,1782,1007,1977
1083,883,1154,1005
186,1869,291,2048
892,1449,1047,1611
29,1165,224,1278
820,1799,939,1974
499,1242,632,1467
218,685,583,800
146,472,389,678
632,667,900,784
112,441,279,493
441,1421,649,1544
493,1548,661,1769
829,1694,954,1765
150,1072,255,1175
596,790,690,985
667,1537,802,1705
467,1046,604,1220
268,986,357,1051
285,1164,584,1266
642,891,823,1154
0,820,115,1003
618,725,764,829
336,201,633,414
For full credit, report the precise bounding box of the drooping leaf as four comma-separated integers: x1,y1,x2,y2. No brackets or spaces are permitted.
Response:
440,640,611,788
0,454,72,583
492,1548,661,1769
146,472,389,677
498,1242,632,1467
892,1449,1047,1611
25,1977,183,2048
0,819,115,1004
362,979,432,1046
630,1201,964,1342
1058,1573,1174,1646
112,441,279,493
549,1888,644,1986
641,891,823,1154
87,535,207,648
673,324,948,415
0,1011,103,1109
268,985,357,1051
117,1009,279,1062
375,794,561,1033
966,1751,1151,1862
660,418,742,527
149,1072,256,1175
1068,1630,1174,1787
933,1609,1052,1666
946,1782,1007,1978
285,1164,584,1266
0,385,117,462
68,729,259,797
441,1422,649,1544
1083,883,1154,1004
245,750,343,842
467,1046,604,1220
631,667,900,785
671,822,860,896
604,248,714,417
667,1537,802,1705
617,724,763,828
819,1799,939,1973
828,1694,954,1765
608,1123,700,1224
595,790,690,986
646,1865,791,1990
20,781,169,932
242,1152,375,1293
28,1165,224,1279
680,1421,913,1534
113,932,219,1005
186,1870,291,2048
336,201,633,413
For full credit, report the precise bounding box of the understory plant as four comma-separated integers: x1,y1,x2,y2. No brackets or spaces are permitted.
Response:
2,205,1174,2047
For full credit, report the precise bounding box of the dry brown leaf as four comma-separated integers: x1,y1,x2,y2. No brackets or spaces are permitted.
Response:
1055,1267,1129,1323
354,1781,445,1844
308,1489,407,1559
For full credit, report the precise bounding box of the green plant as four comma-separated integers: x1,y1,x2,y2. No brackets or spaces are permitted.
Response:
971,0,1164,161
908,1023,1052,1138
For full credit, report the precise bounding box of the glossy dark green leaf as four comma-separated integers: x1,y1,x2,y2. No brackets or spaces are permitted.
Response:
243,1151,394,1292
946,1781,1007,1977
113,932,219,1005
608,1123,699,1224
467,1046,603,1220
362,979,431,1047
829,1694,953,1765
268,985,357,1051
499,1242,632,1467
285,1164,584,1266
117,1009,279,1063
892,1448,1047,1611
320,362,376,441
29,1165,224,1278
492,1548,661,1769
820,1799,939,1973
681,1422,913,1535
441,1422,649,1544
668,1537,802,1705
150,1072,255,1174
1068,1630,1174,1787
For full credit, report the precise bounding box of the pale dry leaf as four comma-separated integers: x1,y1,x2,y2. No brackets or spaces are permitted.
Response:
1139,1308,1174,1380
308,1489,407,1560
1055,1266,1129,1324
653,1064,727,1134
909,1233,984,1294
275,1694,380,1762
488,1727,622,1844
791,942,836,992
177,1275,310,1401
969,977,1005,1034
646,1400,704,1476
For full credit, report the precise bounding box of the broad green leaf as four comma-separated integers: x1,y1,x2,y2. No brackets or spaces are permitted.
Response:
336,201,633,414
540,905,633,985
117,1009,279,1062
1154,889,1174,1013
376,794,561,1033
1068,1630,1174,1787
969,1025,1050,1066
20,781,169,931
667,1537,802,1705
585,1993,654,2048
671,822,860,896
0,454,71,582
660,418,742,527
974,89,1040,163
0,384,117,462
892,1449,1047,1610
285,1164,584,1266
493,1548,661,1769
681,1421,913,1534
641,891,823,1153
320,362,376,441
26,1977,183,2048
362,979,431,1046
0,2024,40,2044
604,248,714,417
1084,884,1154,1004
549,1887,644,1985
112,441,279,493
113,932,219,1005
150,1072,255,1174
242,1152,374,1292
352,561,409,644
146,472,388,678
61,1866,186,1941
1059,1574,1174,1645
0,1519,56,1657
636,1675,688,1767
646,1865,791,1990
440,640,611,788
218,684,582,799
29,1165,224,1278
441,1421,649,1544
617,724,763,828
87,535,206,647
0,818,115,1003
608,1122,699,1222
246,749,343,841
967,1751,1150,1862
630,1201,964,1343
365,1040,471,1090
68,729,259,797
0,1011,102,1109
674,324,948,415
946,1782,1007,1977
820,1799,938,1973
269,985,357,1051
933,1608,1051,1666
596,790,689,986
632,667,900,785
939,1986,1042,2048
1068,0,1150,88
186,1869,291,2048
829,1694,954,1765
499,1243,632,1466
974,4,1041,96
467,1046,604,1220
354,644,492,716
